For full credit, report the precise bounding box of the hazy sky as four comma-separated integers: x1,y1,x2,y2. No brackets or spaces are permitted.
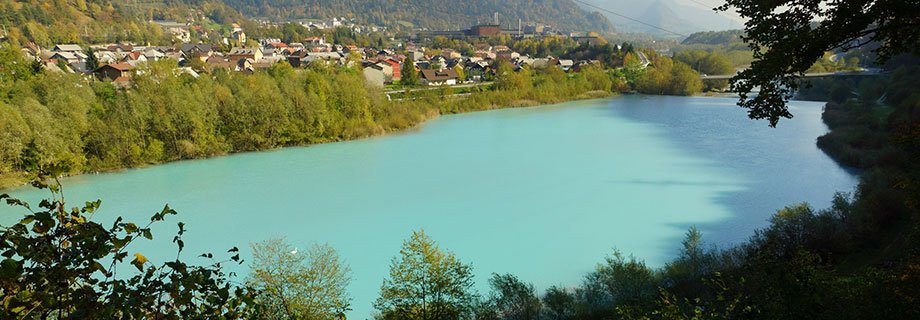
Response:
580,0,746,33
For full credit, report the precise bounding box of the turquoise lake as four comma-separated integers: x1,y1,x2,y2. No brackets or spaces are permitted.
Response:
0,95,858,318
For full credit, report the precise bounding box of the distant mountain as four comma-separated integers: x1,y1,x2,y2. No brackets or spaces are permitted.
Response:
579,0,744,35
220,0,613,33
636,1,697,34
0,0,612,46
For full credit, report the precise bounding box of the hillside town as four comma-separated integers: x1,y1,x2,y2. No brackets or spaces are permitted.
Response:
17,19,606,89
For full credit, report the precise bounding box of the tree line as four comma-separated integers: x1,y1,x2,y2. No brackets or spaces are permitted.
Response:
0,41,643,189
219,0,613,34
0,0,246,47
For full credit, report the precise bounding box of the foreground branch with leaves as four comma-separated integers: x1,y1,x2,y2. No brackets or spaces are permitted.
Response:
0,168,260,319
719,0,920,126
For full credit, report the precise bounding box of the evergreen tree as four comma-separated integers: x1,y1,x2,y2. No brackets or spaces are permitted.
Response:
84,47,98,73
401,60,418,86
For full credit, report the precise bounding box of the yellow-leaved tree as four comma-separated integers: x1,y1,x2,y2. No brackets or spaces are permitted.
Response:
248,238,352,319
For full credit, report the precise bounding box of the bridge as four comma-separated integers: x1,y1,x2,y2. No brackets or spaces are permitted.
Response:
700,71,882,81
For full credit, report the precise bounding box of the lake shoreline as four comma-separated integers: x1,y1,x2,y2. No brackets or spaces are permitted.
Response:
0,90,617,191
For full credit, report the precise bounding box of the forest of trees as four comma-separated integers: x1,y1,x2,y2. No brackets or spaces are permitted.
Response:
0,0,248,46
680,30,744,46
0,0,615,49
220,0,613,33
673,30,754,69
633,50,704,95
0,41,637,189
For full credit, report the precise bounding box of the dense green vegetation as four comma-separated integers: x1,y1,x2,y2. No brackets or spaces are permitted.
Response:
221,0,612,33
0,0,243,46
806,51,863,73
674,30,754,68
672,49,735,91
681,30,744,46
798,56,919,170
633,50,704,95
672,50,734,76
0,0,614,48
0,42,629,189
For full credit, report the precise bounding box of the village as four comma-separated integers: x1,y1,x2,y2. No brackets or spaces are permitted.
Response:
16,18,605,90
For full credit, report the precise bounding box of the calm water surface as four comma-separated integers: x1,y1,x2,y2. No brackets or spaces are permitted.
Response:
0,95,858,318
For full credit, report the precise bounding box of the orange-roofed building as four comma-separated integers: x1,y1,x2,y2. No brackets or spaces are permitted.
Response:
382,59,401,80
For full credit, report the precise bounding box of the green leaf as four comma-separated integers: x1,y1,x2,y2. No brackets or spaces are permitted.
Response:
0,258,23,279
82,200,101,213
142,229,153,240
31,219,52,234
113,236,130,249
19,215,34,224
125,223,138,233
5,198,30,210
90,261,106,273
151,204,177,221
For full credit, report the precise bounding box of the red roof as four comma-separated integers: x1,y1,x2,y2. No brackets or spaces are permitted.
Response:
125,51,143,60
269,42,287,47
102,62,136,71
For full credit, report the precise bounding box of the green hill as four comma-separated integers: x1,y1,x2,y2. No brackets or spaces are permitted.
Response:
0,0,612,46
0,0,243,46
681,29,745,45
220,0,613,33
